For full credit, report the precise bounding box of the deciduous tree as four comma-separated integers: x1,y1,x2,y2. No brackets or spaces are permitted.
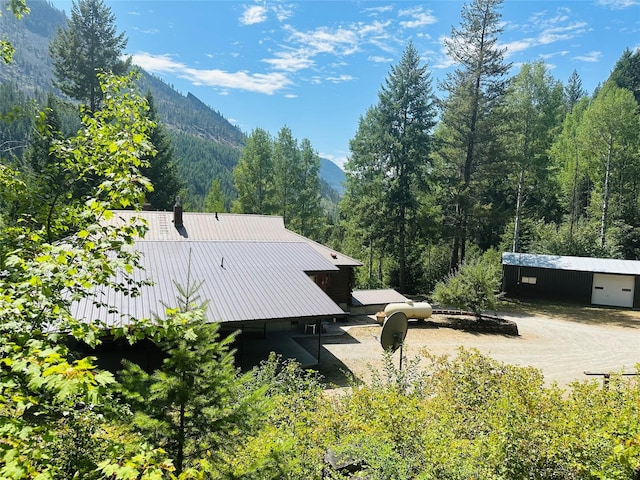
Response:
232,127,274,214
500,62,565,252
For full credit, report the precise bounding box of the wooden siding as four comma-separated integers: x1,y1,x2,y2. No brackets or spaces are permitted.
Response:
502,265,593,303
327,267,355,307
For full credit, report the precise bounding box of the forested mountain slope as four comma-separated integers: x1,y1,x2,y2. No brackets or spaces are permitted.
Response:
0,0,343,210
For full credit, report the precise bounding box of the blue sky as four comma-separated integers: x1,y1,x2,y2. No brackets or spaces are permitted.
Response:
49,0,640,168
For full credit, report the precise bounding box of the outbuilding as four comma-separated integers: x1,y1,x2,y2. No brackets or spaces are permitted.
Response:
501,252,640,308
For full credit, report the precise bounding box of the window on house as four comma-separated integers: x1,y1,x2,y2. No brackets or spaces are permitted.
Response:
521,276,537,285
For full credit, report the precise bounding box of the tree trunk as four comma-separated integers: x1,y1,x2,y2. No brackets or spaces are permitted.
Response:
512,167,525,252
600,138,613,247
570,144,580,238
176,399,186,474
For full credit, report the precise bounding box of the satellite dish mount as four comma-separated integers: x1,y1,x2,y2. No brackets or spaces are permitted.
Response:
379,311,409,370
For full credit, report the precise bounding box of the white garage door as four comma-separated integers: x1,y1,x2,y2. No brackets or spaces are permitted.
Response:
591,273,635,308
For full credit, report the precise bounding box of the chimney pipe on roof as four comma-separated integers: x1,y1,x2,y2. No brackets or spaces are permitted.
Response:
173,196,183,227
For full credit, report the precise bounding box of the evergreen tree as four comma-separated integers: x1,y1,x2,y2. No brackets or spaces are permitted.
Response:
340,106,389,288
609,48,640,105
50,0,130,112
437,0,510,269
565,70,587,112
118,275,265,475
342,42,436,292
141,92,183,211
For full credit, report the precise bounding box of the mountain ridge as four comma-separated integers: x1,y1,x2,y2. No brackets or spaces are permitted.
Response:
0,0,345,208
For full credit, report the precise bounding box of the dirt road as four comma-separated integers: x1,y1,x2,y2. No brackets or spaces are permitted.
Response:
311,311,640,388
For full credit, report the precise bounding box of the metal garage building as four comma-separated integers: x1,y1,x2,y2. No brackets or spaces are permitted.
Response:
502,252,640,308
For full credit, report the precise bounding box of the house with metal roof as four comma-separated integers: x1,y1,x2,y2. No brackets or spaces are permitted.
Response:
72,208,363,370
76,208,361,331
502,252,640,308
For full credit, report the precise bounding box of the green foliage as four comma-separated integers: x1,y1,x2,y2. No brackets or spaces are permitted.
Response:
233,126,326,238
118,275,267,475
0,0,29,63
609,47,640,105
232,127,275,215
436,0,511,269
140,92,184,211
203,178,226,213
225,349,640,480
50,0,130,112
341,41,436,292
0,73,172,479
432,249,502,317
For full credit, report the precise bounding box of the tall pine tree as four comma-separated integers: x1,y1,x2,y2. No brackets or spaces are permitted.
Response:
50,0,130,112
342,41,436,292
141,92,183,211
437,0,510,268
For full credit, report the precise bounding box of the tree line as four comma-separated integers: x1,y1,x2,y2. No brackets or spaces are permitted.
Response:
1,0,640,477
337,1,640,294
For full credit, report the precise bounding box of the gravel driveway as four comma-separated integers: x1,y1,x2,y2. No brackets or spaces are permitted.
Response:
307,310,640,388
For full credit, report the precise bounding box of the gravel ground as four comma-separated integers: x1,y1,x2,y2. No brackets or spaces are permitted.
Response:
299,309,640,389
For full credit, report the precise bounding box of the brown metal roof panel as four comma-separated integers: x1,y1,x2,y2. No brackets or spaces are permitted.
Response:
72,240,345,327
107,211,363,267
108,211,290,242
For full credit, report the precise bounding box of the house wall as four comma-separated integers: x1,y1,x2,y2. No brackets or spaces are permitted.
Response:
327,267,355,309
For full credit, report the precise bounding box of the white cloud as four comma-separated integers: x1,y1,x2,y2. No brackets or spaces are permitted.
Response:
132,52,292,95
240,5,268,25
572,51,602,62
326,74,355,83
262,50,315,72
134,27,159,35
273,4,295,21
398,6,437,29
502,39,536,56
286,25,360,56
364,5,393,16
596,0,640,8
369,55,393,63
539,50,569,60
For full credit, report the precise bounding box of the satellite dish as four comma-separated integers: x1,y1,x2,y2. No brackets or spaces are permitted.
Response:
380,311,408,354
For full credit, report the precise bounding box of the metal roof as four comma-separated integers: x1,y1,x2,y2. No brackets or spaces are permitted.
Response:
351,289,409,307
107,210,362,267
72,241,345,327
502,252,640,275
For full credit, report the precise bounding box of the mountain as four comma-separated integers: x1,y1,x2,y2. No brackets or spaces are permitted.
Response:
320,158,345,195
0,0,343,210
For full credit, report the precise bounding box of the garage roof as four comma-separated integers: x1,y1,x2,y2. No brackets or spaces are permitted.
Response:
73,241,346,328
502,252,640,275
